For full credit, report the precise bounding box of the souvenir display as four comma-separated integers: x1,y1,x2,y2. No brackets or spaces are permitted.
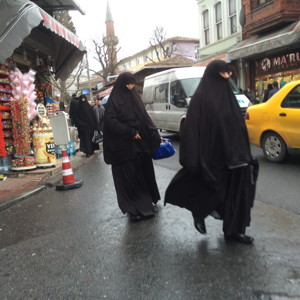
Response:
8,67,38,170
9,68,38,121
32,103,56,167
0,64,14,163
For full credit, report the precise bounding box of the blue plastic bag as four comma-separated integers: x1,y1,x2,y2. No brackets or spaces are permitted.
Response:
152,138,176,160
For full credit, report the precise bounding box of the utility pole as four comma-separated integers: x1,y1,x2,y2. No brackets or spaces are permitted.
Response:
85,53,93,102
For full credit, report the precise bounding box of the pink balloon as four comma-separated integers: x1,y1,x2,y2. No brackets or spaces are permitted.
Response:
22,80,29,88
29,93,37,102
27,84,35,96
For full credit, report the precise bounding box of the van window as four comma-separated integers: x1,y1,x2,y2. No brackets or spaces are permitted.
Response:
170,80,187,107
154,83,168,103
180,78,202,97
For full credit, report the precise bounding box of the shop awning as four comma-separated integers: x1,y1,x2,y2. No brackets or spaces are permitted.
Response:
227,21,300,61
98,86,113,99
0,0,86,81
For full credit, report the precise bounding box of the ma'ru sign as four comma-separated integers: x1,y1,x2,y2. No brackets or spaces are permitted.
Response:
256,50,300,76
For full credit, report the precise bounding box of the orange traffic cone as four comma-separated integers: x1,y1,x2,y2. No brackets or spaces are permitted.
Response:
56,149,83,190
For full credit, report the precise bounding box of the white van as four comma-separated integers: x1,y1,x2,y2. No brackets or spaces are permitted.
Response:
142,67,251,135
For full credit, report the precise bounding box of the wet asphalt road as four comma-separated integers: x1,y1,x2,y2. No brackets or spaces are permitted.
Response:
0,138,300,300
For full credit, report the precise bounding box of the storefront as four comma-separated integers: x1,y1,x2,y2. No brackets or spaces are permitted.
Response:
227,20,300,102
254,49,300,101
0,0,85,171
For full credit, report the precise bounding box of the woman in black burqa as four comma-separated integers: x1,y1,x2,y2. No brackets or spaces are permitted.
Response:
164,60,259,244
76,94,98,157
103,72,161,221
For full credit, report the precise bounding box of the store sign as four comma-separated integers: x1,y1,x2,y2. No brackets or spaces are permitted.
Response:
256,49,300,76
96,81,104,90
82,89,90,95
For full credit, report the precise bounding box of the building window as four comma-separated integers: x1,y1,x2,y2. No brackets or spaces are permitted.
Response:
228,0,237,34
203,9,210,45
215,2,222,40
257,0,271,6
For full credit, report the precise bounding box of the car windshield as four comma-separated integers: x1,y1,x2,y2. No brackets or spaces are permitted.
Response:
180,77,240,97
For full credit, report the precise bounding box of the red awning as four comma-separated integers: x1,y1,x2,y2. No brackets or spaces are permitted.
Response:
39,9,82,49
98,86,113,98
0,0,86,81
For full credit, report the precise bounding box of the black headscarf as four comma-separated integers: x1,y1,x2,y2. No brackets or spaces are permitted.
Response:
103,72,160,165
180,60,252,184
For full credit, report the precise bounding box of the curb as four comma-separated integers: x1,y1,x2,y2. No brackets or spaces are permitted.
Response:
0,151,100,211
0,185,46,211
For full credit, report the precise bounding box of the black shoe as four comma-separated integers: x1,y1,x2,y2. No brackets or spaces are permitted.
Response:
224,234,254,244
128,212,142,222
193,216,206,234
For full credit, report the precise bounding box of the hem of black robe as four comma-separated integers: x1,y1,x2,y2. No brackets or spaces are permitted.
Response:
112,154,160,218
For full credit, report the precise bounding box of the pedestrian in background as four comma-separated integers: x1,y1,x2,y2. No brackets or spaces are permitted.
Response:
55,94,65,111
262,83,273,102
103,72,161,221
267,81,279,99
69,93,79,126
76,94,98,157
245,87,255,103
93,97,105,143
164,60,259,244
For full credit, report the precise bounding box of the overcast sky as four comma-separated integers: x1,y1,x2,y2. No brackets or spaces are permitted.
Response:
70,0,199,65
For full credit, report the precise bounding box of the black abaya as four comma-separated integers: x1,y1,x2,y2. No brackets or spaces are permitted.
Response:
164,60,259,236
76,97,98,156
103,72,161,218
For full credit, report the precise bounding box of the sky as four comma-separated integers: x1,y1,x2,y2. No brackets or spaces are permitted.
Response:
70,0,199,67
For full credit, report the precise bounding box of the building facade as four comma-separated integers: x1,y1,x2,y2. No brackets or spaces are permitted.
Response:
195,0,244,87
227,0,300,101
118,37,199,73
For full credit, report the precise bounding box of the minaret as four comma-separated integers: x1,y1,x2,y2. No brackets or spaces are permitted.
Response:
103,0,119,72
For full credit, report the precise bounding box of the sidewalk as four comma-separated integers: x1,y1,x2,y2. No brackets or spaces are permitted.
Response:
0,150,99,211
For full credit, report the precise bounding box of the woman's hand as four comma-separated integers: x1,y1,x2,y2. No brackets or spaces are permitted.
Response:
134,133,141,140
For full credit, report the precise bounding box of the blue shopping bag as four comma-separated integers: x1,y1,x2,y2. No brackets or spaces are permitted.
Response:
152,138,176,160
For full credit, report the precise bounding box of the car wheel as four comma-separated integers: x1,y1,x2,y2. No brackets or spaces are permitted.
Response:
261,132,287,163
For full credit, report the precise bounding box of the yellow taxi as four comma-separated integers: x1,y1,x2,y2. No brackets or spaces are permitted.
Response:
245,80,300,162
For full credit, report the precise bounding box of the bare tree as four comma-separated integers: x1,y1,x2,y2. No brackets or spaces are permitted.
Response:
90,38,121,83
147,26,176,63
50,59,86,101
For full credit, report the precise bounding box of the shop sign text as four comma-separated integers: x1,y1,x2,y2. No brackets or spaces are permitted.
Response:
256,50,300,76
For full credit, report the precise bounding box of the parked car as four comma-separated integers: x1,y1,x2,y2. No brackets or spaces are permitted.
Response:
245,80,300,162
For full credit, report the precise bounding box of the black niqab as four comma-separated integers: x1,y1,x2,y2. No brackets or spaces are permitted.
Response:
103,72,160,165
180,60,252,185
